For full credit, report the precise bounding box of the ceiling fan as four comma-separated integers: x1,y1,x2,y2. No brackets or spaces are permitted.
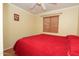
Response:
30,3,57,10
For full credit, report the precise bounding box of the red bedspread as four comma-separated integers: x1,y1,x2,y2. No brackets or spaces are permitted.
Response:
14,34,68,56
67,35,79,56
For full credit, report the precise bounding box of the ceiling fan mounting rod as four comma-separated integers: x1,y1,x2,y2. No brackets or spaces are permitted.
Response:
37,3,41,6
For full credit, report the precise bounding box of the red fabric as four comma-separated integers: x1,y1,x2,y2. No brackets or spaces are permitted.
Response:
14,34,68,56
67,35,79,56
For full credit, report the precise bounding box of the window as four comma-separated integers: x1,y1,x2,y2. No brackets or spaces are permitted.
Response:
43,15,59,33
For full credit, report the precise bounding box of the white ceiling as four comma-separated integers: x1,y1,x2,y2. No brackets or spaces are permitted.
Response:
13,3,79,14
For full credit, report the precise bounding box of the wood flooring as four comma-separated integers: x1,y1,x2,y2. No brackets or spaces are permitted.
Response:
4,48,16,56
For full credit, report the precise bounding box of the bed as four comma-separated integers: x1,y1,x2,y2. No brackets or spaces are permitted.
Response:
13,34,79,56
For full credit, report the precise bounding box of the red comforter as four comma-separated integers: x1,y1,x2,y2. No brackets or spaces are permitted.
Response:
14,34,68,56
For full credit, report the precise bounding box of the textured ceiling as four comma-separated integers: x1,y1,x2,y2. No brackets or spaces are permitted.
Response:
13,3,79,14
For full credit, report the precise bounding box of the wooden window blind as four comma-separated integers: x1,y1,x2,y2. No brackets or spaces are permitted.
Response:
43,15,59,33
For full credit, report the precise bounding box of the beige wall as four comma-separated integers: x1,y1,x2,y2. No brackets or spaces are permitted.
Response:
35,16,43,33
78,7,79,35
37,6,79,36
59,7,79,35
3,4,37,50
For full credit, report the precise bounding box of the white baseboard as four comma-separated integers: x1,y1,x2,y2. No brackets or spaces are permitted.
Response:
4,46,13,51
3,43,15,51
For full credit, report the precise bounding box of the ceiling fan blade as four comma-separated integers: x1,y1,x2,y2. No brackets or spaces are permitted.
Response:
30,4,37,10
41,4,46,10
